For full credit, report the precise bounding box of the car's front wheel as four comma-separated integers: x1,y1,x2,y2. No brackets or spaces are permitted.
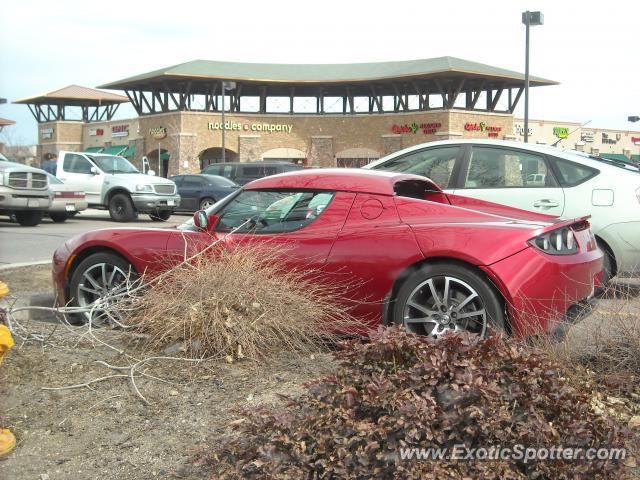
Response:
68,252,137,325
149,210,172,221
393,262,505,338
14,211,43,226
199,197,216,210
108,193,136,222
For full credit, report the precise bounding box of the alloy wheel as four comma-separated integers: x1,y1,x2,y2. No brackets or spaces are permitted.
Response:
76,262,129,323
402,276,487,338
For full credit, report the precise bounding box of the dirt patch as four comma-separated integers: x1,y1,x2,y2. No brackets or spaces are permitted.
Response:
0,266,336,480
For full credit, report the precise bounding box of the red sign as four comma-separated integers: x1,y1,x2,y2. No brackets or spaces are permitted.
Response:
631,136,640,143
112,125,129,137
464,122,502,138
391,122,441,135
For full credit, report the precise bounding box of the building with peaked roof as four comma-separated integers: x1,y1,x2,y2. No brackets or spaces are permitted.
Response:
18,57,564,175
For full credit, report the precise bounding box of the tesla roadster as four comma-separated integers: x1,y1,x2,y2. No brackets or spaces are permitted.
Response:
52,169,602,338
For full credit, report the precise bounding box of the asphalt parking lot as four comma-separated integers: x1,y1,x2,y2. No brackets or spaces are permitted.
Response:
0,209,188,267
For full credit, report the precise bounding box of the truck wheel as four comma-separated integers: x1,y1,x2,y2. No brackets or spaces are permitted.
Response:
14,211,43,226
108,193,136,222
49,213,68,223
149,210,172,221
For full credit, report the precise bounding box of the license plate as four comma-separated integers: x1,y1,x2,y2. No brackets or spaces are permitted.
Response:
65,204,76,211
27,199,40,207
167,200,175,206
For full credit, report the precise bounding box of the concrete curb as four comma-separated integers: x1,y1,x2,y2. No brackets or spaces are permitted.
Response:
0,260,52,272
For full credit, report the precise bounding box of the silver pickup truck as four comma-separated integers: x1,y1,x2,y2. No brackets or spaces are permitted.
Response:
0,154,52,226
56,151,180,222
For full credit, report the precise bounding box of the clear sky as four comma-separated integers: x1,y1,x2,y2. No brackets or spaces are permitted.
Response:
1,0,638,145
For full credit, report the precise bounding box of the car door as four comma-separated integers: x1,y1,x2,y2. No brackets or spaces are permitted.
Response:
58,153,104,204
369,146,463,192
213,189,355,269
179,175,207,212
451,145,565,216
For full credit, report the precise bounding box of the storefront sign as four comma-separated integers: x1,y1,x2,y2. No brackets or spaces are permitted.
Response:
149,126,166,140
581,131,594,142
89,128,104,136
553,127,570,139
208,121,293,133
112,125,129,137
602,132,618,145
631,136,640,144
514,124,533,136
40,127,54,140
391,122,441,135
464,122,502,138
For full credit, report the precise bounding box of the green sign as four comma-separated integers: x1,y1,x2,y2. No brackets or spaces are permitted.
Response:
553,127,569,138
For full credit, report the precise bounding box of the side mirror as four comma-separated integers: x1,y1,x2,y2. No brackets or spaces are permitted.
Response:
147,169,156,176
89,166,99,175
193,210,218,231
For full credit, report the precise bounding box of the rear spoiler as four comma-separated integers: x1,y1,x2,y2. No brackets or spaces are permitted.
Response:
539,215,591,235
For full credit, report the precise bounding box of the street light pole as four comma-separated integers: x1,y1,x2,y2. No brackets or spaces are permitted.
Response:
220,81,237,163
522,11,543,144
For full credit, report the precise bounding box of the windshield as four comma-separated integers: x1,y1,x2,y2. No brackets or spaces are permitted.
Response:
89,155,139,174
46,173,63,184
0,153,8,162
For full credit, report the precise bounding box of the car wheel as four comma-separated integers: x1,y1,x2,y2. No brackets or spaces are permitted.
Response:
199,197,216,210
108,193,136,222
49,213,68,223
14,211,43,227
68,252,136,325
392,262,505,338
595,239,615,296
149,210,172,221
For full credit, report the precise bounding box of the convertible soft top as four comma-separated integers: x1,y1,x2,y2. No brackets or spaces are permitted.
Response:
244,168,441,196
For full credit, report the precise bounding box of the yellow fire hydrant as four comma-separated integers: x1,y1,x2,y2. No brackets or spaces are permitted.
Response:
0,280,16,457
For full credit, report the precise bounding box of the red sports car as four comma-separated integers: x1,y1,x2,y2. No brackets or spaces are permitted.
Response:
52,169,602,338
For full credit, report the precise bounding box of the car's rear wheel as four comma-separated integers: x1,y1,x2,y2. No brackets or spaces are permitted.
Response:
199,197,216,210
14,211,43,226
393,262,505,337
149,210,172,221
108,193,136,222
49,213,68,223
595,239,615,296
68,252,136,325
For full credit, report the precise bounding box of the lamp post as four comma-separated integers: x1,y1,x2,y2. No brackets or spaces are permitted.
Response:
220,81,236,163
631,117,640,163
522,10,544,143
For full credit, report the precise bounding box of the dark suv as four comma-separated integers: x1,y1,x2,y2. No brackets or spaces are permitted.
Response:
201,161,302,185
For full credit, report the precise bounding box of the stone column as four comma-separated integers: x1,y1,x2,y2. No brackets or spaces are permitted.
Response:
381,135,402,155
309,136,334,167
238,135,262,162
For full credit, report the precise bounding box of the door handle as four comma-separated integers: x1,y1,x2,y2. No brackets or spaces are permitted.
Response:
533,199,559,208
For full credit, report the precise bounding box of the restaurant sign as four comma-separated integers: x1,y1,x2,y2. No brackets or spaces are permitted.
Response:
40,127,54,140
553,127,570,139
208,121,293,133
464,122,502,138
391,122,441,135
149,126,167,140
581,131,594,142
89,128,104,137
112,125,129,137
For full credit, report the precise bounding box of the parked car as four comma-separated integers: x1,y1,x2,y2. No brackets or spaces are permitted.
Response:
169,174,240,212
56,151,180,222
44,173,88,223
201,161,302,185
53,169,602,338
0,155,52,226
365,139,640,285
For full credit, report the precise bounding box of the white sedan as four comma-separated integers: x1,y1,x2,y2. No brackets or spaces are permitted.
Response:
366,139,640,285
46,173,88,223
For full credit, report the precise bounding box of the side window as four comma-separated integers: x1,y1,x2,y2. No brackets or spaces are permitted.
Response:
373,147,459,188
241,166,264,178
215,190,335,234
464,147,556,188
182,176,204,188
62,154,94,174
263,166,279,176
549,157,599,187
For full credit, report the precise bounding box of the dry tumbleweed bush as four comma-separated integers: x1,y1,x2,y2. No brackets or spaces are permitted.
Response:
120,243,363,360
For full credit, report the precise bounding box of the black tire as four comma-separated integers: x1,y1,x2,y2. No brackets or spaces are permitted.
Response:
49,212,68,223
68,252,136,325
199,197,216,211
108,193,136,222
392,262,505,338
149,210,172,221
67,211,78,218
14,210,43,226
595,239,615,296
